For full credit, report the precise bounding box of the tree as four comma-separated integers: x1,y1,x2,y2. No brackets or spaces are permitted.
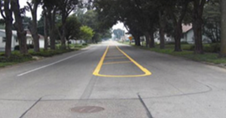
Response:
43,10,49,50
123,0,158,48
11,0,28,54
203,1,221,43
77,9,112,43
65,15,81,41
43,0,58,50
169,0,190,51
0,0,13,58
192,0,206,54
37,14,44,35
94,0,215,52
220,0,226,57
79,25,94,43
100,29,111,39
94,0,161,47
113,29,124,40
27,0,42,52
57,0,79,49
94,0,142,46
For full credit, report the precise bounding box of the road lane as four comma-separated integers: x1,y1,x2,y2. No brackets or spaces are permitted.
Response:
0,41,226,118
0,44,107,118
108,44,226,118
93,45,151,77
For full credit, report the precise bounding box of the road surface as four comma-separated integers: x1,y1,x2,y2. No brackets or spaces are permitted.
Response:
0,41,226,118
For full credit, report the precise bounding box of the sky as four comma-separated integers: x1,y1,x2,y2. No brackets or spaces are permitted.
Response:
19,1,43,20
112,22,127,31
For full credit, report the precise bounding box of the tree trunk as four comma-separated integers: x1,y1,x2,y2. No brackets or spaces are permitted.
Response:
44,11,48,51
149,30,155,48
47,8,56,50
172,1,188,52
145,31,155,48
192,0,206,54
134,35,141,46
60,23,66,49
5,21,13,58
159,27,165,49
11,0,27,55
174,24,182,52
27,1,40,52
216,22,220,42
49,27,56,50
220,0,226,57
159,11,165,49
145,32,150,48
1,0,13,58
61,14,66,49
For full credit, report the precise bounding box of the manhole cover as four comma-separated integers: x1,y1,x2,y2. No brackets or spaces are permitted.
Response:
71,106,105,113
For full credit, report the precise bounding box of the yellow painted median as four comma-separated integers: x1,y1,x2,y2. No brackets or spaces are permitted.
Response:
93,46,152,77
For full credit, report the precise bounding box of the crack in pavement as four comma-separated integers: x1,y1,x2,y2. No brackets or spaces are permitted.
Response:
80,76,98,100
137,93,153,118
19,97,42,118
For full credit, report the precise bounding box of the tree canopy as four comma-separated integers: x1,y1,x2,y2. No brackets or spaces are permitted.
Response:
0,0,226,57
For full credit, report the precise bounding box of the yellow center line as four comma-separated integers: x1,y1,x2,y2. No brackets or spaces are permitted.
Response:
103,61,131,65
116,46,152,76
93,46,152,77
106,54,124,57
105,57,126,59
93,46,109,75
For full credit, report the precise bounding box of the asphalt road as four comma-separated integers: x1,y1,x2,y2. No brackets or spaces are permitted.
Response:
0,41,226,118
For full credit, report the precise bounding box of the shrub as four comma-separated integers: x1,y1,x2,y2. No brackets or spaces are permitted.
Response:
82,43,88,46
27,44,34,49
29,49,74,57
166,41,188,45
0,56,7,62
14,45,20,50
0,52,32,62
14,45,34,50
203,43,220,53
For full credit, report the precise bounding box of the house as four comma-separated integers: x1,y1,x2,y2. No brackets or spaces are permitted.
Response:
182,24,211,44
0,30,17,51
151,24,212,44
38,34,45,48
153,31,174,44
0,29,45,51
68,39,85,44
26,30,45,48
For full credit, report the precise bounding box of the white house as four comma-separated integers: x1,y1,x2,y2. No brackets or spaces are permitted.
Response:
68,39,86,44
0,30,45,51
26,30,45,48
153,31,174,44
151,24,212,44
182,24,211,44
0,30,18,51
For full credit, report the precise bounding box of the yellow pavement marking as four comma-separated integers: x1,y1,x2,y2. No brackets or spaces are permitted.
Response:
106,54,124,57
116,46,152,75
105,57,126,59
103,61,131,65
93,46,152,77
93,46,109,76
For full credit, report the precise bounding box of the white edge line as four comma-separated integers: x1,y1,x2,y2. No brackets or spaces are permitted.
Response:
17,52,85,77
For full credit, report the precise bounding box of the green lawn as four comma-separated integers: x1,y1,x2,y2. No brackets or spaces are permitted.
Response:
119,41,226,64
149,47,226,64
0,44,88,68
0,62,17,67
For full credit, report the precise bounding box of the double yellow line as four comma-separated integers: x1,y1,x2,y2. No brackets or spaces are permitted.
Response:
93,46,152,77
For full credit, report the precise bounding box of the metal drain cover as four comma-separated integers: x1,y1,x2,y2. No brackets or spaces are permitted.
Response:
71,106,105,113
